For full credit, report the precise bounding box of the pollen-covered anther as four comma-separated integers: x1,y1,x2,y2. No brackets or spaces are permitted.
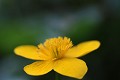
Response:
38,37,73,59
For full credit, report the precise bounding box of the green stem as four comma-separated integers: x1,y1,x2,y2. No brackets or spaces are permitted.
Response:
55,73,60,80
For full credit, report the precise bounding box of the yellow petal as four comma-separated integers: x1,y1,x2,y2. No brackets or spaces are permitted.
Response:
64,40,100,57
24,60,54,76
14,45,42,60
54,58,88,79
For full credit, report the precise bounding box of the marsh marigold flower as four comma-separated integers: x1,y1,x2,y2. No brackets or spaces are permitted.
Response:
14,37,100,79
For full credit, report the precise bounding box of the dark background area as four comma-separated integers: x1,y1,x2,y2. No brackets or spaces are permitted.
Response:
0,0,120,80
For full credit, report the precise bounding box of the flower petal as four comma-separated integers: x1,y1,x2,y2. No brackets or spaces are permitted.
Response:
64,40,100,57
14,45,43,60
54,58,88,79
24,60,54,76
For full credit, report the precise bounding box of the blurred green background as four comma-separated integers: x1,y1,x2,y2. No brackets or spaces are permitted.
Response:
0,0,120,80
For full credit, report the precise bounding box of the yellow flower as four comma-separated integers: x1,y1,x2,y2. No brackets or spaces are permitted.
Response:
14,37,100,79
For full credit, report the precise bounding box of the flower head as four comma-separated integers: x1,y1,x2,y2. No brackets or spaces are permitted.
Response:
14,37,100,79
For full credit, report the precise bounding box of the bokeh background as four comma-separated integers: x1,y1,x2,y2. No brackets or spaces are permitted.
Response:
0,0,120,80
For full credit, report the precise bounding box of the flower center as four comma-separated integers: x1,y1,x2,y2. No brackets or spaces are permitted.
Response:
38,37,73,60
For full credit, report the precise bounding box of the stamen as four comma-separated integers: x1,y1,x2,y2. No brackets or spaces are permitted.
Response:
38,37,73,59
